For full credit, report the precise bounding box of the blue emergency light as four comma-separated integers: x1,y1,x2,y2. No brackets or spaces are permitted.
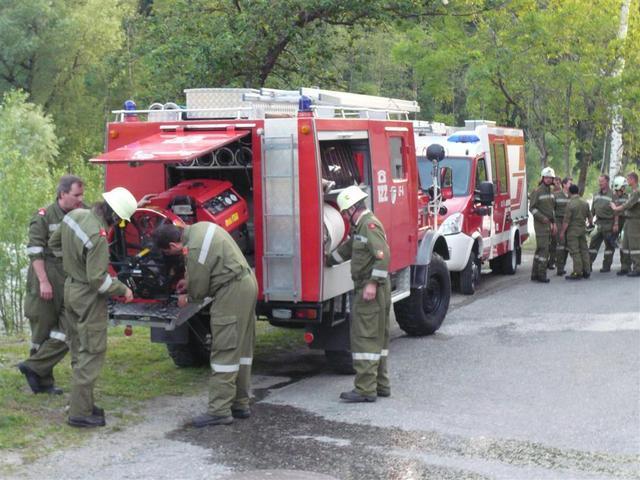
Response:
448,134,480,143
298,95,312,112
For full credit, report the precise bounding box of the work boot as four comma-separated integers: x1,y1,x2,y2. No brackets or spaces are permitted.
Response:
533,277,550,283
231,408,251,419
583,271,591,279
18,363,43,394
40,385,63,395
565,273,582,280
627,271,640,277
67,415,106,428
600,267,610,273
556,269,566,276
616,270,629,276
339,390,376,403
376,389,391,398
191,414,233,428
93,405,105,418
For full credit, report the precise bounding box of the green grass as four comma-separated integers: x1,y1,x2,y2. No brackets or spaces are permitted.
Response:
0,321,303,467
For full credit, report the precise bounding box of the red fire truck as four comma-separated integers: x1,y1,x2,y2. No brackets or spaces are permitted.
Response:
414,120,529,294
92,88,454,370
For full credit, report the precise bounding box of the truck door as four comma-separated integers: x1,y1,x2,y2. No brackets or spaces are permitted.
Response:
374,129,416,271
474,157,492,256
490,141,510,255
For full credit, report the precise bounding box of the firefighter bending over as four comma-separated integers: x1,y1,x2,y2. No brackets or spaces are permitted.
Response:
18,175,85,395
529,167,557,283
329,186,391,403
152,222,258,427
49,187,135,428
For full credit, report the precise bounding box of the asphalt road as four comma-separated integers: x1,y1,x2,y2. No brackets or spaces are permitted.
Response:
6,253,640,480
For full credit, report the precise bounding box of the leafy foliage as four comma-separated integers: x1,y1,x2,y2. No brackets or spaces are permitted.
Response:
0,91,56,332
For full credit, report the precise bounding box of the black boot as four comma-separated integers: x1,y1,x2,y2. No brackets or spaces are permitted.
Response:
565,273,582,280
339,390,376,403
231,408,251,419
67,415,106,428
617,270,629,276
191,413,233,428
18,363,43,394
628,271,640,277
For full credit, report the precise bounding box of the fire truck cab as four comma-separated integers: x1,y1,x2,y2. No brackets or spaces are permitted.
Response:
92,88,453,370
414,120,529,294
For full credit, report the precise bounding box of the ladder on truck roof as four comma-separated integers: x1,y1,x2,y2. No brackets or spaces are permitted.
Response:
180,87,420,120
113,87,420,121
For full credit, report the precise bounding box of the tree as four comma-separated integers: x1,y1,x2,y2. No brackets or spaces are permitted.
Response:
0,0,130,159
0,91,57,333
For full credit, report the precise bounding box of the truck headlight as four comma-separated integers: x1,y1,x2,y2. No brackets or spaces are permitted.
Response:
439,212,463,235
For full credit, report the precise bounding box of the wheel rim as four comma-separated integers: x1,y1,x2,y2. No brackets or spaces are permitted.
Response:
424,274,443,313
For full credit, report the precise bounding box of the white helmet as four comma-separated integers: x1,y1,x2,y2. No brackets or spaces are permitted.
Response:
613,176,627,190
541,166,555,178
102,187,137,222
336,186,368,212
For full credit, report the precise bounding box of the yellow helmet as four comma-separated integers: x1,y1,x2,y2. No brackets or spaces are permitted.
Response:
102,187,137,222
336,186,368,212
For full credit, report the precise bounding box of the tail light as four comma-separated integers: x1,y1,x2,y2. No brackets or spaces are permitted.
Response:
303,332,314,344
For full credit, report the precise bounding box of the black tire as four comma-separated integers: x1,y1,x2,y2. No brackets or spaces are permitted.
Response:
459,251,480,295
500,240,519,275
325,350,355,374
394,254,451,336
166,331,210,368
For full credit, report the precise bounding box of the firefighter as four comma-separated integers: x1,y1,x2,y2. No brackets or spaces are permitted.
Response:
49,187,135,428
610,172,640,277
560,185,593,280
612,176,631,274
329,186,391,403
529,167,557,283
552,177,572,275
18,175,85,395
547,177,562,270
589,174,616,272
152,222,257,427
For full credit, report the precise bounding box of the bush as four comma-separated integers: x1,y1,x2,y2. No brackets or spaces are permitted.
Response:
0,91,57,333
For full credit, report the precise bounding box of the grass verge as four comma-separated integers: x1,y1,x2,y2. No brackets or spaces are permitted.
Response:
0,321,302,468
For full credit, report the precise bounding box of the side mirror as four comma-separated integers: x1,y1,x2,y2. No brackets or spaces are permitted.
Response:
475,181,494,206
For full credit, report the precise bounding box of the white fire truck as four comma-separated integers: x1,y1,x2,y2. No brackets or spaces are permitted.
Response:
92,88,454,370
414,120,529,294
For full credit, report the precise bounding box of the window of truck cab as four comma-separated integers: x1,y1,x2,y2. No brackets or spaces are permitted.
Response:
417,156,471,197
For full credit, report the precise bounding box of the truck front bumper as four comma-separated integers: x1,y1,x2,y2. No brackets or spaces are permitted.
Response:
442,232,474,272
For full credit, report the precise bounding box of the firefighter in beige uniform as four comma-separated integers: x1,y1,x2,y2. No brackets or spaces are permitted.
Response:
611,172,640,277
529,167,557,283
589,175,616,272
152,222,257,427
18,175,85,395
329,186,391,402
49,188,135,428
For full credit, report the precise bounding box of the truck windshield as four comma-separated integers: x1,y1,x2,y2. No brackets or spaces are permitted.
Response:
418,157,471,196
